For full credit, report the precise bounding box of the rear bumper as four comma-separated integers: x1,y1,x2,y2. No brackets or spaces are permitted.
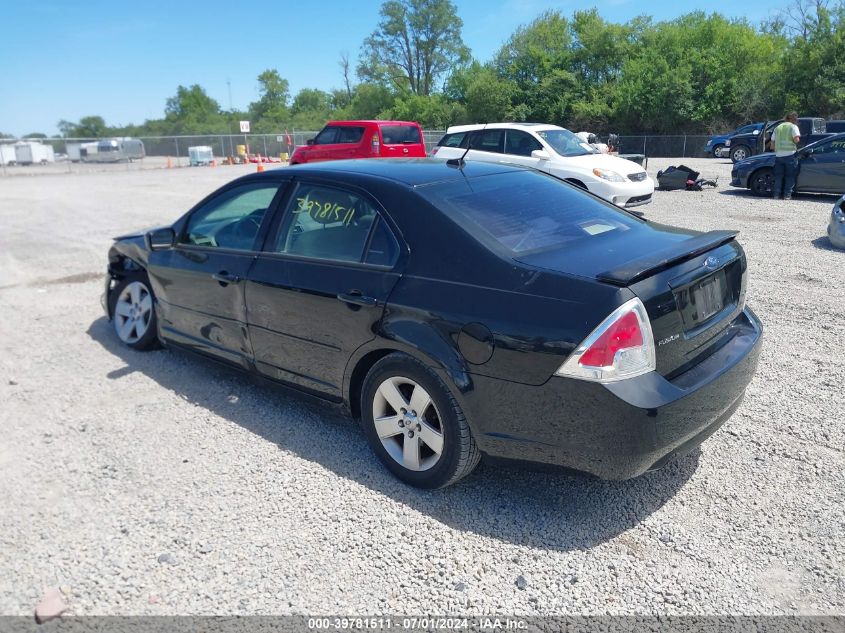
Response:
460,307,763,479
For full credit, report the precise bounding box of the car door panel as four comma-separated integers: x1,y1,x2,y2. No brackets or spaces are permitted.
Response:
247,259,400,396
246,182,403,398
149,249,256,367
148,180,286,367
797,139,845,192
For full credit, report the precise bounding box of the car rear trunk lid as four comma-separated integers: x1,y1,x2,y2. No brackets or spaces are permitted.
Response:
518,229,747,377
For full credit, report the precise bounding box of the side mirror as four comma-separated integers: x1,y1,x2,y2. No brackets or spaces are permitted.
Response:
801,147,813,157
531,149,551,160
145,227,175,251
306,138,315,146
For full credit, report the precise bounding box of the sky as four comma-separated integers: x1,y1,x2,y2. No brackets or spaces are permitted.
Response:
0,0,784,137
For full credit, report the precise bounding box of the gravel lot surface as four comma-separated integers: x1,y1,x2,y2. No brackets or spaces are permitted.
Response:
0,158,843,616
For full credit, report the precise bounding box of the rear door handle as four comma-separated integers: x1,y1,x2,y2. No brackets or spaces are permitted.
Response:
213,271,241,284
337,290,379,307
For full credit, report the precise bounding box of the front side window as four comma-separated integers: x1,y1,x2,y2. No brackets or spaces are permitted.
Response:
470,129,505,154
183,183,280,250
314,127,339,145
811,138,845,155
275,184,378,263
537,129,599,157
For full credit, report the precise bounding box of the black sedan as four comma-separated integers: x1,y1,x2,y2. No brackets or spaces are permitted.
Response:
104,159,763,488
731,133,845,196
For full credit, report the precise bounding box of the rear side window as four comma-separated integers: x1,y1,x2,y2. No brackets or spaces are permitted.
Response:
437,132,468,148
419,171,641,254
380,125,421,145
275,184,377,263
471,129,505,154
334,126,365,144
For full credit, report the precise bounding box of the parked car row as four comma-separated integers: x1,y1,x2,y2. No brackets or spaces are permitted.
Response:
291,120,655,209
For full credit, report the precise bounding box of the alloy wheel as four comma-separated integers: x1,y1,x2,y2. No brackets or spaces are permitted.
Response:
372,377,444,472
113,281,153,344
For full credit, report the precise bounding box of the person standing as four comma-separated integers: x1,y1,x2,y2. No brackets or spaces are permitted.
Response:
772,112,801,199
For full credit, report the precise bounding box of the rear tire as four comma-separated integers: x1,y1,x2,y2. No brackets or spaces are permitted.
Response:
712,144,724,158
360,353,480,488
108,272,160,350
750,169,773,197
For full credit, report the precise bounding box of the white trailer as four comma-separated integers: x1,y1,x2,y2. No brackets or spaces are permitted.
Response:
66,142,82,162
14,141,55,165
81,138,145,162
189,145,214,166
0,144,16,166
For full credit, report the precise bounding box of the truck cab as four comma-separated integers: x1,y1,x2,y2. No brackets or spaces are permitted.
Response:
727,117,831,163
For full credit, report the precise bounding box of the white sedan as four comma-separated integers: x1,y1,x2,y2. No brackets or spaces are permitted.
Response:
431,123,654,208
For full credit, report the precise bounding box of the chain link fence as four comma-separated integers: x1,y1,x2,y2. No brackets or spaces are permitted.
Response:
1,132,716,174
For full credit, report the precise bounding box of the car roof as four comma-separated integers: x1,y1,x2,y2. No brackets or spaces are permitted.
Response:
445,122,565,134
326,120,422,127
252,158,525,187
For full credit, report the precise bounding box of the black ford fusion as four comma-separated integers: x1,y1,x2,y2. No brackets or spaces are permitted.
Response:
731,133,845,196
104,159,762,488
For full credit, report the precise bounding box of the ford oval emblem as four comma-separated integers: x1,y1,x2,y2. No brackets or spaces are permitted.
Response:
704,256,720,270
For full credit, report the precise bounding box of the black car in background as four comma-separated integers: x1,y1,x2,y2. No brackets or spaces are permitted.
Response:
104,159,763,488
730,133,845,196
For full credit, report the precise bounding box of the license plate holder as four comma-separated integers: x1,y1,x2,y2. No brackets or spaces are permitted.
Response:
691,272,724,324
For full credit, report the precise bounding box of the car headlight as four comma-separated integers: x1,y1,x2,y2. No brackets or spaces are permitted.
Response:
592,168,626,182
725,139,731,147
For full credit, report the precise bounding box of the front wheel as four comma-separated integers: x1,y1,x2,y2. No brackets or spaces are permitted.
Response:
731,145,751,163
750,169,773,197
712,144,724,158
360,353,480,488
108,272,160,350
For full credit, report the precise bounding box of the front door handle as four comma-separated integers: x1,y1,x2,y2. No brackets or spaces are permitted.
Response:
213,270,241,285
337,290,378,307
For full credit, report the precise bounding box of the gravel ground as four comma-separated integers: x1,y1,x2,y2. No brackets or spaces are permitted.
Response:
0,158,843,616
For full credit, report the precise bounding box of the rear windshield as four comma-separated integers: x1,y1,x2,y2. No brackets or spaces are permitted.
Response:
418,170,641,254
380,125,421,145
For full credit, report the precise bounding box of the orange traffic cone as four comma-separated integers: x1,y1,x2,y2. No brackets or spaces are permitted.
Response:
166,156,172,169
211,159,216,167
256,161,264,173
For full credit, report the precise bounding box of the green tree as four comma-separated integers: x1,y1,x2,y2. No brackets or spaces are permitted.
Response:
58,115,110,138
383,93,464,127
358,0,470,95
492,11,577,124
249,69,290,129
334,84,396,120
164,85,225,134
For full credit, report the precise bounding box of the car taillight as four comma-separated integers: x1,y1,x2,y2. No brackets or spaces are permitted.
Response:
556,298,655,383
430,147,439,156
371,134,380,155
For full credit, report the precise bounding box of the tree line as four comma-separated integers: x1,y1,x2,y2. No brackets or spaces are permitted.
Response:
31,0,845,140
